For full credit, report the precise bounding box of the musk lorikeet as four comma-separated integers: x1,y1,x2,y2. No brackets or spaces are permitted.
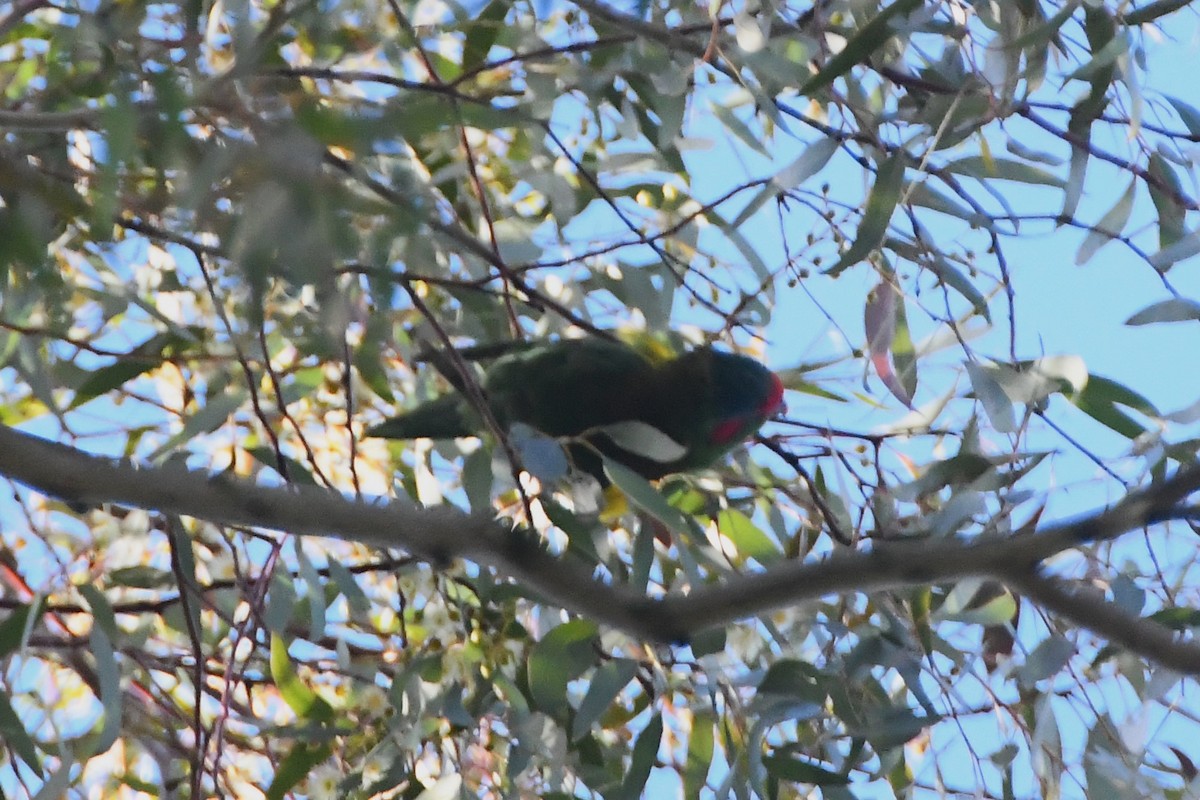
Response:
366,337,785,482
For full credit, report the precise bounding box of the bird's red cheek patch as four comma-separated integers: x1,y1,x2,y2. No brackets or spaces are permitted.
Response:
761,373,786,416
710,418,744,445
711,374,785,445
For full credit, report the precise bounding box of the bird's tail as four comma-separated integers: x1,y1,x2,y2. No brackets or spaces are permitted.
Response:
365,394,473,440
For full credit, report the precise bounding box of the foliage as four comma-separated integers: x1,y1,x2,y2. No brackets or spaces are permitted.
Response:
0,0,1199,798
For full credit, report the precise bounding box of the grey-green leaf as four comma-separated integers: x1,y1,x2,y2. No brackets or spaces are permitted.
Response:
596,420,688,463
1075,179,1135,264
603,457,692,534
827,153,906,275
1124,298,1200,325
571,658,638,741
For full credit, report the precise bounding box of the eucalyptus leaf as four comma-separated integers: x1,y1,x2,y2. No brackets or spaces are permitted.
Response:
1125,298,1200,325
828,153,906,275
509,422,570,482
800,0,924,95
966,363,1014,434
1148,228,1200,269
596,420,687,463
527,619,598,716
603,457,692,534
1075,179,1135,264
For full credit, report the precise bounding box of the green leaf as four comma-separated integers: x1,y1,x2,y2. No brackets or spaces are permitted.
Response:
1124,298,1200,325
462,445,495,514
1070,374,1158,438
69,330,200,409
1147,228,1200,269
1062,31,1128,83
1147,153,1187,249
265,742,334,800
597,421,687,463
461,0,509,73
717,508,780,564
936,579,1019,625
1124,0,1192,26
0,689,42,775
70,358,159,410
799,0,924,95
1167,96,1200,138
757,659,828,703
892,453,996,502
684,711,715,798
571,658,637,741
326,559,371,614
603,457,692,535
631,518,656,593
1020,635,1075,685
167,524,202,644
293,539,326,638
710,213,774,285
147,389,249,460
264,572,298,633
774,136,840,191
0,599,43,658
1003,0,1078,51
246,447,320,485
943,156,1065,187
1109,574,1145,614
78,582,118,641
729,181,781,231
1075,179,1135,264
355,338,395,403
926,254,990,321
851,706,935,751
1148,606,1200,629
1061,142,1088,221
763,754,850,785
527,619,598,717
88,625,123,755
269,635,335,722
778,373,847,402
892,290,918,403
906,182,989,226
725,128,837,227
709,100,769,157
540,497,602,562
827,153,905,275
1005,135,1063,165
620,713,663,799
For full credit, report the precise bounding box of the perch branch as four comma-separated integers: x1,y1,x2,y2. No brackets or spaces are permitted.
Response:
1,425,1197,671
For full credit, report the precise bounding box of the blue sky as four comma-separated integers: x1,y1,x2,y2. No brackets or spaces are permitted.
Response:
632,10,1200,798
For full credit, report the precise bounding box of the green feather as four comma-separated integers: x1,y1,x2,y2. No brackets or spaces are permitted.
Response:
367,337,783,481
365,393,472,440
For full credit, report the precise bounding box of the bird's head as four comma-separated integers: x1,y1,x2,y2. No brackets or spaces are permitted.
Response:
705,350,786,445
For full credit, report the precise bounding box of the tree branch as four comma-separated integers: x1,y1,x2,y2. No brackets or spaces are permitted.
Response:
1002,569,1200,675
2,425,1197,671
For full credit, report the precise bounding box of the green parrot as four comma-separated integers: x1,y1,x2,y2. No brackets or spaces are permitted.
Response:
366,337,785,482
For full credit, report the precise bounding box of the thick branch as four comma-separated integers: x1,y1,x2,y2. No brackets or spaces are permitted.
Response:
1,425,1197,671
0,425,661,635
1003,569,1200,675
